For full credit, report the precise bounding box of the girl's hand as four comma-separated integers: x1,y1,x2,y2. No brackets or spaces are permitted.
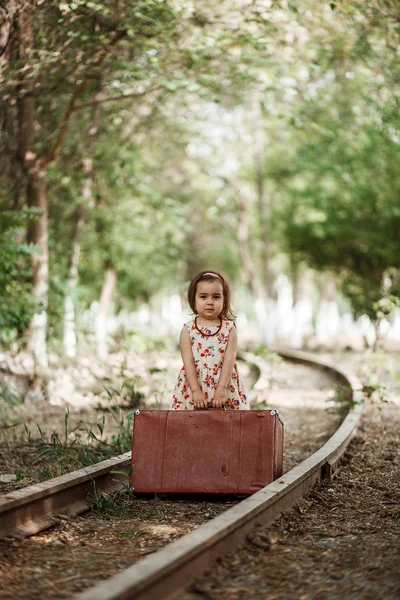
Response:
214,386,227,408
192,389,208,410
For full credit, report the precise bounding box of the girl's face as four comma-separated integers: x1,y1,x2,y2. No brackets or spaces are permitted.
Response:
195,280,224,321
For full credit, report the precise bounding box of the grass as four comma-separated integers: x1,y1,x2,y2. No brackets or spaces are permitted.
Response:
328,383,361,418
118,529,138,537
87,482,136,518
14,405,135,482
0,381,23,406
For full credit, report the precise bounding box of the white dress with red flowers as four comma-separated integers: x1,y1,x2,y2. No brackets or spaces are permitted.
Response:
171,319,249,410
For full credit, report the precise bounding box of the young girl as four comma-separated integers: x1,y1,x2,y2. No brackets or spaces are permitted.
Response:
171,270,249,410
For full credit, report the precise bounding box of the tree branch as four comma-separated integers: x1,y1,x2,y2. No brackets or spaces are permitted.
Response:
72,86,163,111
39,28,126,168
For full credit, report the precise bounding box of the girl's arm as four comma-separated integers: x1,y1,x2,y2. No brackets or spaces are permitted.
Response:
214,326,238,408
180,326,208,409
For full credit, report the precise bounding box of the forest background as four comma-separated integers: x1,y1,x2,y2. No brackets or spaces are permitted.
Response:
1,0,400,383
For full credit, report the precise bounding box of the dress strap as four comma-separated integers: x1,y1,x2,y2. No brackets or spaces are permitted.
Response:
221,319,235,334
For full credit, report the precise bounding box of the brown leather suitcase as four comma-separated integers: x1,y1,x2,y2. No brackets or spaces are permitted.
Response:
130,410,283,494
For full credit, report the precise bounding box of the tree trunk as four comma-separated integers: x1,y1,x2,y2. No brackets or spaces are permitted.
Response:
235,187,275,345
235,187,261,297
254,100,277,301
0,0,19,66
290,265,314,348
17,4,49,370
95,265,117,360
63,87,100,357
15,7,125,369
315,274,340,347
26,171,49,369
63,204,85,357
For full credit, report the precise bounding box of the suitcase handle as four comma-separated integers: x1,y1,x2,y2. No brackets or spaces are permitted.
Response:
133,406,228,414
188,404,228,410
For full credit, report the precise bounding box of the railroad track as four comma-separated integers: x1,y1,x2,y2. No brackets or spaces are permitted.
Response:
0,349,363,600
0,352,265,538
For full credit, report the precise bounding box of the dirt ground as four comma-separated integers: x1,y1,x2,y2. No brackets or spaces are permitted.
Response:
174,353,400,600
0,359,338,600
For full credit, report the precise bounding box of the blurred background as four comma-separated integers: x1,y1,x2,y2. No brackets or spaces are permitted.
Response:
1,0,400,408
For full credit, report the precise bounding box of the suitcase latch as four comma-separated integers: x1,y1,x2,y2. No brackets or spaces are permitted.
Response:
270,408,284,425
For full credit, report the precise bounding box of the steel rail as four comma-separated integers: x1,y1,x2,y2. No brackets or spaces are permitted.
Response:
73,349,363,600
0,453,131,537
0,354,262,538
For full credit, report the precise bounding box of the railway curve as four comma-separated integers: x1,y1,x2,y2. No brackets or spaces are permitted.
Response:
71,348,363,600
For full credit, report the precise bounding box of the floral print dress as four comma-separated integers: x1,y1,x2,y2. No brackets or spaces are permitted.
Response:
171,319,249,410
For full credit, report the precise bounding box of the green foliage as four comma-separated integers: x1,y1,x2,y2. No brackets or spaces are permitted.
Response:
1,0,400,349
330,347,396,417
0,208,38,344
271,76,400,316
359,349,398,401
329,383,361,419
373,295,400,321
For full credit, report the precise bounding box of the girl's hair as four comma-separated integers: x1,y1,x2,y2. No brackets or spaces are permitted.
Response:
187,270,235,320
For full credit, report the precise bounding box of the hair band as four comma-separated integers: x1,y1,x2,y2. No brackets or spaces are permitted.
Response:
201,272,223,282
